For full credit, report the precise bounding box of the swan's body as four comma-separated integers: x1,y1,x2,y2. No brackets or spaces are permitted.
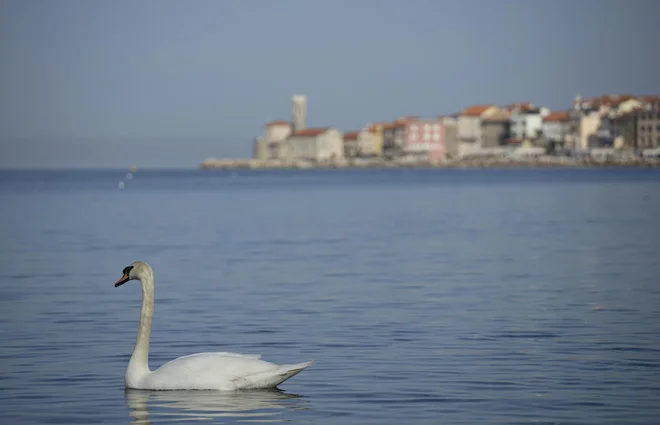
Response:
127,351,312,391
115,261,313,391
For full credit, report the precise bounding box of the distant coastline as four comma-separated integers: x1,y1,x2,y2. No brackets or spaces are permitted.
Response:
200,156,660,170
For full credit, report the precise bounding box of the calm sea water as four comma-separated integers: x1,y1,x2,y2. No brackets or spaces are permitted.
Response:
1,168,659,425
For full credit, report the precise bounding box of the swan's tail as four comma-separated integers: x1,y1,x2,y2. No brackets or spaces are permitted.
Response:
235,361,314,390
276,361,315,383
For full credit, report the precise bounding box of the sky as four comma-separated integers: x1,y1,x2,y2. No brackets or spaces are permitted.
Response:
0,0,658,169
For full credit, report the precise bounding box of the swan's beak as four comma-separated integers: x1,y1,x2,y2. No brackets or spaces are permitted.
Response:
114,274,130,287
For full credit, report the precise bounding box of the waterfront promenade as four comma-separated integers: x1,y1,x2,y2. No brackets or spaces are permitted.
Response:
200,155,660,170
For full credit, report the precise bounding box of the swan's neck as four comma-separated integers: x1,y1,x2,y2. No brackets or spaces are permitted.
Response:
126,273,154,385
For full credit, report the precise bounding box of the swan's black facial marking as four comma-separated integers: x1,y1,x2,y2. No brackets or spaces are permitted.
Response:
115,265,134,288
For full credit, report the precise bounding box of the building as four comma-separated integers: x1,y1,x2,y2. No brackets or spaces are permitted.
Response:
542,111,571,150
343,131,360,158
438,116,458,158
405,119,445,160
578,108,601,151
382,120,403,158
253,120,292,160
637,98,660,149
569,96,599,152
362,123,387,157
611,110,639,149
481,110,511,148
382,117,445,160
292,95,307,133
575,94,642,116
570,94,645,151
287,127,344,161
457,104,499,156
252,137,268,161
265,120,292,160
608,97,660,150
355,127,376,157
592,116,617,148
508,103,549,143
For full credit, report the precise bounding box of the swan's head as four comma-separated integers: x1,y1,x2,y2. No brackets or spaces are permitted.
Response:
114,261,152,287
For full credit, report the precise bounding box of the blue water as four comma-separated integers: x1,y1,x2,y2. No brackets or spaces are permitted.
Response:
1,168,659,424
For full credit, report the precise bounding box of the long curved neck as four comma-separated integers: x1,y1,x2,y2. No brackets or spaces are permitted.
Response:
126,272,155,383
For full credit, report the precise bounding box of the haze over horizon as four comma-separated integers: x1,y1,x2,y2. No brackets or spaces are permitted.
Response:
1,0,659,169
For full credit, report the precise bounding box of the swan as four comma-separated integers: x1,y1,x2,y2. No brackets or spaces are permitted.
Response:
114,261,313,390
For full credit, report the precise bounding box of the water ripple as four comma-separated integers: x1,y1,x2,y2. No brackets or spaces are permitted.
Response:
1,169,660,424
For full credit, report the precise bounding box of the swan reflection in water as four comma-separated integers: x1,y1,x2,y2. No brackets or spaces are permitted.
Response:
125,388,309,424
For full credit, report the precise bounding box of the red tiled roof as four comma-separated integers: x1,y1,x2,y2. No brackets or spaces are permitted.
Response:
389,116,420,128
600,95,636,106
265,120,290,126
462,104,495,117
543,111,570,122
367,122,389,132
290,127,330,137
506,138,523,144
343,131,359,141
483,110,511,122
640,95,660,103
577,94,636,107
506,102,534,112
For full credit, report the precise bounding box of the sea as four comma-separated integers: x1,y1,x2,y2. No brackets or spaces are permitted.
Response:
0,167,659,425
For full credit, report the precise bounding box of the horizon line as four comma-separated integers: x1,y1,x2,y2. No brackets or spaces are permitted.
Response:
0,165,201,172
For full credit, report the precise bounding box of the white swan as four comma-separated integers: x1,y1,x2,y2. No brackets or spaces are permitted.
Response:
114,261,313,390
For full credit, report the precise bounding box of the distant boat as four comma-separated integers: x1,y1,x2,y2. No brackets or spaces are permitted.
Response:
130,165,138,173
118,181,125,190
126,172,134,180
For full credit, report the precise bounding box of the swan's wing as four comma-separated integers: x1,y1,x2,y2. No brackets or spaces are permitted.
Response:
146,352,278,390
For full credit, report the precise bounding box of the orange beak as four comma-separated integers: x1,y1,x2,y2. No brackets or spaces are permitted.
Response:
114,274,130,288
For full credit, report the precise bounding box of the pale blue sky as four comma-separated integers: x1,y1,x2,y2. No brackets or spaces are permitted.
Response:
1,0,658,168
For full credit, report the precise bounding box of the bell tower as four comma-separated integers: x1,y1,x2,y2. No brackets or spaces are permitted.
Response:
292,95,306,133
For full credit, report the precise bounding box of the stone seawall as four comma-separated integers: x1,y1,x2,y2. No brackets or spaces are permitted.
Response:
200,156,660,170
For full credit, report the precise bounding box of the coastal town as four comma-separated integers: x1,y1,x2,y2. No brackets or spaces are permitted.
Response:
201,93,660,169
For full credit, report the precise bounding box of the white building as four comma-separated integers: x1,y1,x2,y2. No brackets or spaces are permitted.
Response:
357,129,376,157
541,111,571,146
253,120,291,160
509,103,550,142
287,128,344,161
